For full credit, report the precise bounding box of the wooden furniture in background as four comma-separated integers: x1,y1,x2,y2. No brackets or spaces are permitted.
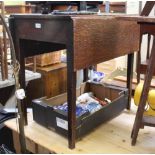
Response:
140,1,155,16
25,50,62,73
133,18,155,146
99,2,126,13
5,4,35,14
136,1,155,83
9,14,139,149
119,14,155,146
49,2,126,13
136,33,154,83
0,1,8,80
26,63,67,105
0,2,35,81
34,51,61,67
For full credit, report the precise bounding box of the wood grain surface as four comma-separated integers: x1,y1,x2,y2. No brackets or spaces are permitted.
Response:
5,103,155,154
118,15,155,23
26,63,67,104
11,14,140,71
73,17,139,70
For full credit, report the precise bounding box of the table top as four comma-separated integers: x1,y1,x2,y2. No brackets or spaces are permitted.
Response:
118,15,155,23
10,13,121,18
10,13,140,70
10,13,155,22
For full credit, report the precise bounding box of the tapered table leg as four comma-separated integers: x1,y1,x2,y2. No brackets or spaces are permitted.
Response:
136,34,142,84
83,68,89,82
127,53,134,110
67,36,76,149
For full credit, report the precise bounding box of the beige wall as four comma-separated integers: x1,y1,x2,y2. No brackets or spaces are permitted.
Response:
4,1,25,5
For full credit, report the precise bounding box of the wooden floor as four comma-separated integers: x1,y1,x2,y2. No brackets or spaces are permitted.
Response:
5,100,155,154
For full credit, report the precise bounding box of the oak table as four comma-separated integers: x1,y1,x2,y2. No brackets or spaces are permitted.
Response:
9,14,139,149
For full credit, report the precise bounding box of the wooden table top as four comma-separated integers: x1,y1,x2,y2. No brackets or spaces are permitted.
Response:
10,13,155,21
10,13,140,70
117,15,155,23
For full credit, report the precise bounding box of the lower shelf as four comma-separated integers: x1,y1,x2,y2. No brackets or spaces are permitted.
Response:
143,115,155,127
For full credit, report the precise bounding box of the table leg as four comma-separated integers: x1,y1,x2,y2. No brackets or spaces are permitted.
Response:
127,53,134,110
83,68,89,82
131,38,155,145
136,34,142,83
67,43,76,149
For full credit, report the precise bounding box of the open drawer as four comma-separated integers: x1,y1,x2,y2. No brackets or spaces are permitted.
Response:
32,82,128,139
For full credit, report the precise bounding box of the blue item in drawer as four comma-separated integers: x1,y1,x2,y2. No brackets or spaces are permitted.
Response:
54,102,89,117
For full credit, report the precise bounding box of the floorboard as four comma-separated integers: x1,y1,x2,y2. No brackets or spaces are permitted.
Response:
4,99,155,153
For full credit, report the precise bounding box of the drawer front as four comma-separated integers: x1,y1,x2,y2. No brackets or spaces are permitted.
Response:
15,19,70,44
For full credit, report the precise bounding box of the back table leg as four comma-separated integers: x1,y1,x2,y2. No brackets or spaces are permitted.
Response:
127,53,134,110
83,68,89,82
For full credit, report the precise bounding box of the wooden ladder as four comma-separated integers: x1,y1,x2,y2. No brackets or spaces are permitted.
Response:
132,1,155,145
